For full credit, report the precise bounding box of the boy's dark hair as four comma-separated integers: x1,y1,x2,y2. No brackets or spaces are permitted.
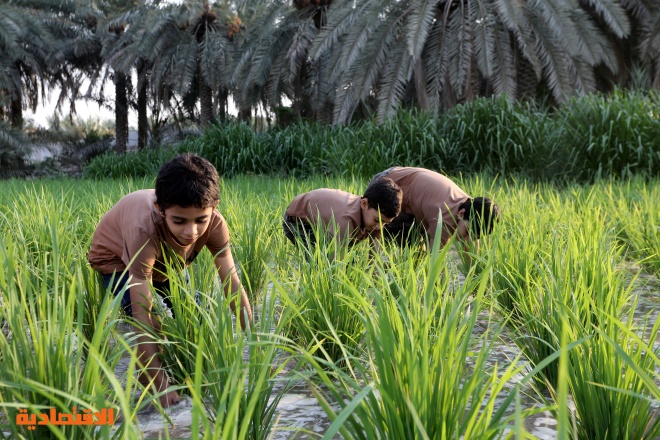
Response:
459,197,500,238
155,154,220,210
363,177,402,219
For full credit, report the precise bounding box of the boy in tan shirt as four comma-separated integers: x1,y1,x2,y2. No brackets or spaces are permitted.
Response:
89,154,252,408
371,167,500,250
283,176,402,249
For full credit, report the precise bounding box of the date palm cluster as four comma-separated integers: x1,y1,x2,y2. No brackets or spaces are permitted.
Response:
1,0,659,152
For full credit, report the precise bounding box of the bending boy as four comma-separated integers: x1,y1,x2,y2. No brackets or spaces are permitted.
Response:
88,154,252,408
372,167,500,251
283,176,402,250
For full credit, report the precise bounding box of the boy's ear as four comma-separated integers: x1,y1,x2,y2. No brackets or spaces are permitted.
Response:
458,207,467,220
154,201,164,216
360,197,368,209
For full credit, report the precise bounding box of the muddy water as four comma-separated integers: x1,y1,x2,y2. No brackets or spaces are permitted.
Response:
120,270,660,440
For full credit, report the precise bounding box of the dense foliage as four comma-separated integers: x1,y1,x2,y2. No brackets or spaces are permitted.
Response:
1,176,659,438
85,90,660,182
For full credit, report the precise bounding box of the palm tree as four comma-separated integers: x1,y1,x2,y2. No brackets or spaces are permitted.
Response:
101,2,161,150
0,2,56,128
0,121,31,176
232,0,336,123
99,4,138,153
305,0,636,124
127,1,238,128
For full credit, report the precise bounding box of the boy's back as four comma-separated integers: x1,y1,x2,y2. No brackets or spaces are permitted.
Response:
285,188,365,242
385,167,469,244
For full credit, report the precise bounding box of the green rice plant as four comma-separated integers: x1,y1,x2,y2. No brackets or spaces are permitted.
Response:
220,178,279,302
273,224,371,369
154,253,292,440
480,179,564,318
182,322,296,440
607,178,660,274
566,312,660,440
527,203,660,438
0,230,148,439
441,97,563,177
596,315,660,432
301,239,543,439
507,206,631,393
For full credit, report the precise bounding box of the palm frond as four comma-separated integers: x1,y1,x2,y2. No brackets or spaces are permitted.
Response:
199,31,231,90
472,0,495,78
529,0,582,58
286,21,317,86
305,53,334,119
334,13,403,124
407,0,440,61
583,0,630,38
309,0,361,61
423,13,447,111
490,21,516,98
446,1,473,97
494,0,542,78
377,43,413,123
529,13,574,103
170,37,199,95
570,9,618,72
569,56,597,95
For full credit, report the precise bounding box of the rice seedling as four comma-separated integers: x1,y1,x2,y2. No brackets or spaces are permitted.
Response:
1,173,658,440
273,227,371,369
220,178,279,302
298,239,540,439
116,212,296,440
607,178,660,274
566,311,660,440
0,227,147,439
507,207,630,390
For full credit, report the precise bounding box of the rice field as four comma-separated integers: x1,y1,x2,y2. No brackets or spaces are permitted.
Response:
0,174,659,440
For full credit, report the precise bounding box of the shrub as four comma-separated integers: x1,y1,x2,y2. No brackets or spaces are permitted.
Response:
84,90,660,182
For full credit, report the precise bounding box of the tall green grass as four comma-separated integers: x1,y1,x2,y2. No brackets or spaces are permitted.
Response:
1,175,659,439
288,240,538,439
85,90,660,182
273,229,371,369
0,220,145,439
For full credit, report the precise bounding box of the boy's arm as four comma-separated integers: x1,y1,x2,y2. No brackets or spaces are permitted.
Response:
214,252,253,331
129,278,180,408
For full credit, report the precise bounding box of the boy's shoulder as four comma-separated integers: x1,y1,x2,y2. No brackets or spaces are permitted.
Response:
292,188,358,206
114,189,156,206
305,188,353,198
100,189,159,232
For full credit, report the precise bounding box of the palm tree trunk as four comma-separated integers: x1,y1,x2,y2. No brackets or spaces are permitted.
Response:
217,88,228,122
137,61,148,149
115,72,129,154
199,79,214,127
10,95,23,128
516,51,538,100
238,107,251,123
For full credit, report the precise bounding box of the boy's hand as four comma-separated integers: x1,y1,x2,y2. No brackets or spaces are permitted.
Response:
160,390,180,408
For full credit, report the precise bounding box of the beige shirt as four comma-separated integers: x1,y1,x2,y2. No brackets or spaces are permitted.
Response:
285,188,366,243
385,167,470,245
88,189,230,282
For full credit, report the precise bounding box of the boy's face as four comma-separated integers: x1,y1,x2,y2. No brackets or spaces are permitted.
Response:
456,208,473,241
360,199,394,234
156,203,216,246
